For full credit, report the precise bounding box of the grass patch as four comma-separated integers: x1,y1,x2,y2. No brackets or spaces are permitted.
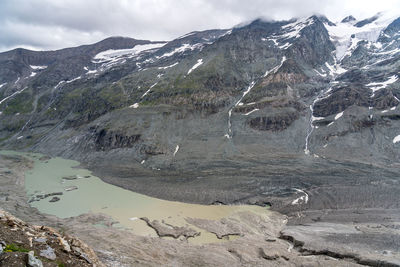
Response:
4,243,30,253
2,119,26,132
2,91,34,115
140,100,157,106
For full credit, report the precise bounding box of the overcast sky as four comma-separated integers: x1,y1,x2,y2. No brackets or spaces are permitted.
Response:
0,0,399,52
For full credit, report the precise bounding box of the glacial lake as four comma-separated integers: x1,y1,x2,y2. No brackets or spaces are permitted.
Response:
0,150,269,244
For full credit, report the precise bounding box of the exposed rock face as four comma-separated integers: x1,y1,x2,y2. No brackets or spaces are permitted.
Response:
341,16,356,23
92,128,141,151
312,84,369,117
248,112,299,131
354,14,379,27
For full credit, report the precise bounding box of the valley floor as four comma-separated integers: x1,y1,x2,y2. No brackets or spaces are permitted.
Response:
0,153,399,266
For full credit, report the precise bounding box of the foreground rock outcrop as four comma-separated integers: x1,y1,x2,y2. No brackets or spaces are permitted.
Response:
0,209,104,267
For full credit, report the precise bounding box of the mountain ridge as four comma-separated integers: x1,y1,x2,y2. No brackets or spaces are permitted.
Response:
0,13,399,207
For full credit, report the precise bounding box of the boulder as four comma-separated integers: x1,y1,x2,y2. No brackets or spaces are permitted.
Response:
26,251,43,267
39,246,56,260
0,240,5,254
49,197,60,202
259,247,280,260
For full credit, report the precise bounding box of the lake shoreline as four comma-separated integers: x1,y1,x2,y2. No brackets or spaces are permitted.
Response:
1,151,399,266
1,150,276,245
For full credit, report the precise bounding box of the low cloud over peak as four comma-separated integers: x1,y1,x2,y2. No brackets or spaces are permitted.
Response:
0,0,398,52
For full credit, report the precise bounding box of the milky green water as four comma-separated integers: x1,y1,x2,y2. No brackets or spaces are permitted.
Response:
0,150,269,244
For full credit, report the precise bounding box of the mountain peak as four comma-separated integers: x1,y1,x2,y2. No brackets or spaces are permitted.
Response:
341,15,356,23
315,15,336,26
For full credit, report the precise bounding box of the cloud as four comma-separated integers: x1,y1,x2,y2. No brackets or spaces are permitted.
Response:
0,0,399,51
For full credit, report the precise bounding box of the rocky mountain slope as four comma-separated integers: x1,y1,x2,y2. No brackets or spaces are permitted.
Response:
0,12,400,213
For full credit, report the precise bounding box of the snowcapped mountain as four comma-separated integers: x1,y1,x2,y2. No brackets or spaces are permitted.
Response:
324,12,398,60
0,13,398,153
0,12,400,207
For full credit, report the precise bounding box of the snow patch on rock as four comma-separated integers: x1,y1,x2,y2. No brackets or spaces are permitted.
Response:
173,145,180,156
291,188,309,205
30,65,47,70
141,82,158,98
0,87,27,105
158,62,179,69
158,43,203,59
130,103,139,108
334,111,344,120
264,56,286,77
187,59,203,75
244,109,259,116
94,43,166,63
367,75,398,92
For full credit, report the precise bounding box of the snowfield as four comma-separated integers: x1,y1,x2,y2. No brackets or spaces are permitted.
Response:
93,43,166,63
324,13,397,60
